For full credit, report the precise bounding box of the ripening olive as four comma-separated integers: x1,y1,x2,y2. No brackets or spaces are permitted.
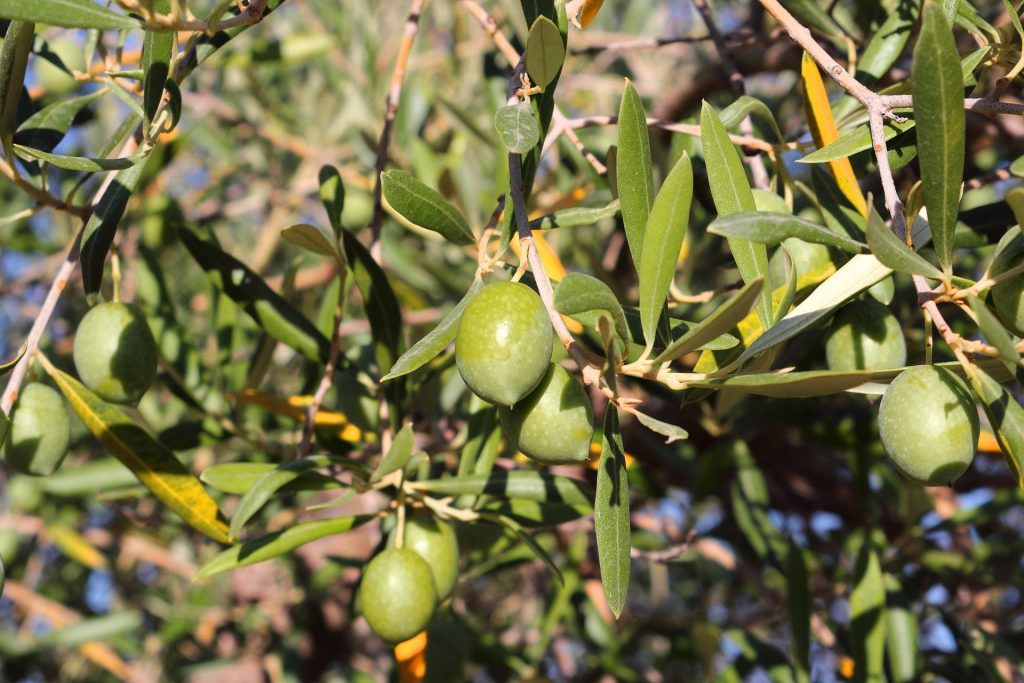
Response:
877,366,979,486
824,299,907,371
358,548,438,643
391,516,459,601
455,281,553,406
73,302,158,404
499,363,594,464
3,383,71,477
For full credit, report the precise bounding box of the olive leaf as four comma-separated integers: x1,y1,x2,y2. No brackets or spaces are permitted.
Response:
494,102,540,154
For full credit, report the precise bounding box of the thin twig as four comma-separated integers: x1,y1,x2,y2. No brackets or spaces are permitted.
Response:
114,0,268,33
369,0,426,264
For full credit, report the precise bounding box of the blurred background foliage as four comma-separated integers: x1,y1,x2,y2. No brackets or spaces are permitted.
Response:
1,0,1024,681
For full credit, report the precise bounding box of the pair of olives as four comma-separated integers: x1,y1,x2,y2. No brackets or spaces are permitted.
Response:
358,516,459,643
2,302,157,478
454,281,594,464
822,299,978,486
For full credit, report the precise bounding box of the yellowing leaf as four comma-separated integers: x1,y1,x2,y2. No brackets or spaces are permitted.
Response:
47,525,107,570
580,0,604,27
801,53,867,217
42,360,230,544
228,388,372,443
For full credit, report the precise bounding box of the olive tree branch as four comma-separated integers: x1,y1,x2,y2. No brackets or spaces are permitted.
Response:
369,0,426,264
113,0,268,33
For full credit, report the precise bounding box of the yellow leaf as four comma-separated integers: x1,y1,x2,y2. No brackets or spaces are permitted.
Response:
47,524,107,569
801,53,867,217
580,0,604,28
395,630,428,683
42,360,230,544
228,388,373,443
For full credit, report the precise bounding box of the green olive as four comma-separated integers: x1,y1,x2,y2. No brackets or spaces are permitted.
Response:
499,363,594,464
877,366,979,486
768,237,835,288
73,302,159,404
455,281,553,406
390,516,459,600
824,298,907,371
37,37,85,98
358,548,438,643
3,383,71,477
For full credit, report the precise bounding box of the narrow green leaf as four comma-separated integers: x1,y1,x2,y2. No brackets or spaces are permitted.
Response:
963,363,1024,494
14,89,105,152
0,0,140,29
371,423,414,483
44,612,141,648
773,243,799,325
967,294,1020,370
595,407,630,618
0,20,33,157
787,542,811,683
739,253,893,363
180,227,332,364
799,115,914,164
197,515,375,579
281,223,341,261
700,101,771,326
229,455,340,540
201,461,349,495
141,0,172,125
494,102,540,154
865,205,945,280
720,95,784,142
632,410,687,443
528,199,620,230
553,272,630,348
480,499,588,527
43,363,230,544
318,164,345,237
856,0,919,90
380,170,474,246
652,277,764,365
80,158,150,296
525,16,564,89
1,345,25,377
638,152,693,352
709,212,866,254
493,514,564,584
411,471,592,506
913,0,965,273
851,543,886,683
384,279,483,381
616,79,653,265
0,412,8,451
13,144,136,171
692,367,882,398
884,574,921,683
343,231,405,373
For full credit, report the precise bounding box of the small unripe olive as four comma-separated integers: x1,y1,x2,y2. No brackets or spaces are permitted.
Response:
877,366,979,486
768,237,834,288
455,281,552,406
358,548,437,643
73,302,158,404
3,383,71,477
499,363,594,464
391,516,459,600
991,271,1024,337
824,299,906,371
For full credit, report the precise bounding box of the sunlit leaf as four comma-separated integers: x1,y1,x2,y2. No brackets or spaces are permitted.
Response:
494,102,540,154
616,79,653,265
595,407,630,618
0,0,140,29
709,211,866,253
381,170,475,246
525,16,564,89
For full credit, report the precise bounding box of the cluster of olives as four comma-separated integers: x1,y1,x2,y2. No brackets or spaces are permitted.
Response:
454,281,594,464
358,516,458,643
2,302,157,477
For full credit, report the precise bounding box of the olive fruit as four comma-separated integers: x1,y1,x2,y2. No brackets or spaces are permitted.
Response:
877,366,979,486
73,302,158,404
499,363,594,464
991,269,1024,337
455,281,552,406
358,548,438,643
3,383,71,477
392,516,459,600
824,299,906,371
768,237,834,288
